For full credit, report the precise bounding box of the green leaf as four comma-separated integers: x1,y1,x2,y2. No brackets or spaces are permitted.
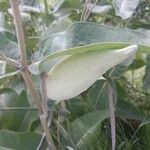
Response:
139,125,150,150
129,59,145,70
49,0,65,12
115,82,146,121
0,89,38,131
110,58,133,78
0,146,14,150
29,43,131,75
0,60,6,74
19,111,38,131
129,53,145,70
116,99,144,121
143,55,150,92
76,122,102,150
0,130,42,150
0,1,8,12
26,36,38,50
70,110,108,149
0,12,4,27
0,70,20,80
7,78,26,94
67,146,74,150
19,5,43,14
39,22,150,57
112,0,140,20
49,0,81,13
0,29,19,60
82,80,108,110
66,80,108,120
87,4,112,14
38,20,72,58
21,0,39,7
45,45,137,101
34,22,150,74
61,0,81,9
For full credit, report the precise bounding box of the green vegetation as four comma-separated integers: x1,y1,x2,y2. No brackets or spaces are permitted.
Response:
0,0,150,149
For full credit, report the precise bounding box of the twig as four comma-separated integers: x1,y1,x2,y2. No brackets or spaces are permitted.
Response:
10,1,56,149
107,82,116,150
10,2,27,67
36,132,46,150
0,51,20,68
40,72,55,150
83,0,98,21
40,115,56,150
0,107,37,111
40,73,49,117
36,118,52,150
80,0,91,21
80,0,98,21
43,0,49,27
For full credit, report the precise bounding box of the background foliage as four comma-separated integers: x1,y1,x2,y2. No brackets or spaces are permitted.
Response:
0,0,150,149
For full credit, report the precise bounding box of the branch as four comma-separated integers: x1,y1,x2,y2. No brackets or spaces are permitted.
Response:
107,82,116,150
0,51,20,68
10,1,56,149
36,117,52,150
80,0,98,21
9,0,27,67
40,73,49,117
40,73,56,150
83,0,98,21
80,0,91,21
0,107,37,111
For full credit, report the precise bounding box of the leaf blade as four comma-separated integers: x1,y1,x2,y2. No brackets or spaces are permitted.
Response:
46,45,137,100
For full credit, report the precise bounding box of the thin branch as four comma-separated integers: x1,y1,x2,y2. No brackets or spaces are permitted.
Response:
0,107,37,111
83,0,98,21
10,0,42,111
43,0,49,27
21,71,43,114
40,73,49,117
80,0,98,21
10,1,56,149
40,73,56,149
80,0,91,21
40,115,56,150
107,82,116,150
36,132,46,150
36,118,52,150
10,0,27,67
0,51,20,68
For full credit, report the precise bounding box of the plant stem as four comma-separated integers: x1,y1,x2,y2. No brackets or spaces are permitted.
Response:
80,0,98,21
43,0,49,27
40,73,56,150
0,51,20,68
108,82,116,150
40,73,49,117
10,1,27,67
0,107,37,111
80,0,90,21
10,1,56,149
83,0,98,21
